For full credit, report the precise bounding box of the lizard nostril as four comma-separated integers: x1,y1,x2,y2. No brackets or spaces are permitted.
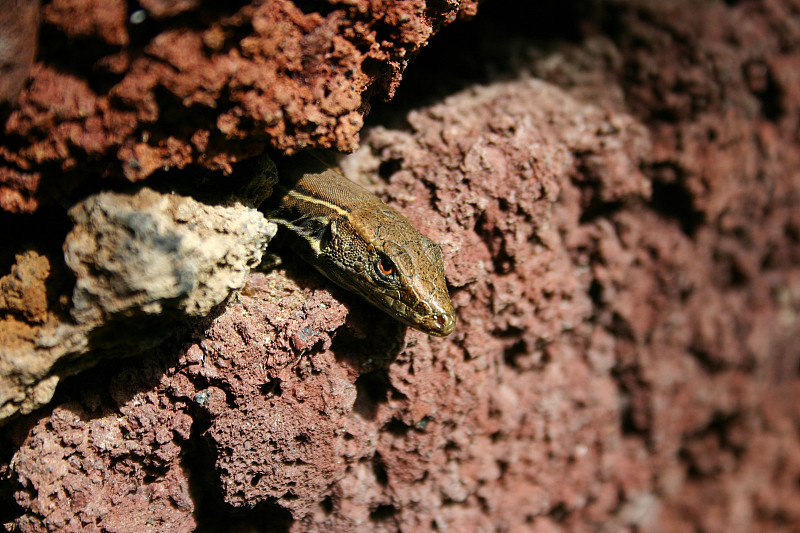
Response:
422,312,455,336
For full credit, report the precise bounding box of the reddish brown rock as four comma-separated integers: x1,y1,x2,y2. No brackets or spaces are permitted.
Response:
3,0,800,532
0,0,478,213
0,0,39,106
6,76,653,531
0,250,50,324
9,361,196,532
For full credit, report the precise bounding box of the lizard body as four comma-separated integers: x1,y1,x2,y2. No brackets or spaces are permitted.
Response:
263,152,455,336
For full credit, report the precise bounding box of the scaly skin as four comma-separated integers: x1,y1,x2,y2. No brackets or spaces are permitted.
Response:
262,151,455,336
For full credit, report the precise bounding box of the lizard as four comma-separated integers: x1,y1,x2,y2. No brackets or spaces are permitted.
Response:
261,151,455,337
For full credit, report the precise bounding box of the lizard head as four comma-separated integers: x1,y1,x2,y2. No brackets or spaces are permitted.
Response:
319,206,456,337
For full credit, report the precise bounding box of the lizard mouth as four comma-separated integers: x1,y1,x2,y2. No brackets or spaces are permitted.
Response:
380,294,456,337
360,289,455,336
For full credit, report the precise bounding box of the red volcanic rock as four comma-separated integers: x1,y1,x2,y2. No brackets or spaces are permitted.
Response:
0,0,479,213
9,361,196,532
0,0,39,107
8,76,651,530
4,0,800,532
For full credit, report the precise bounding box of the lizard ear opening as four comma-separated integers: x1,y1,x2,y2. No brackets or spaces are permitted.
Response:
312,220,333,251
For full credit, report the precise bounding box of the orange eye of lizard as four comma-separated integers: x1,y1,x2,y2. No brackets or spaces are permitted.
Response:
377,257,395,276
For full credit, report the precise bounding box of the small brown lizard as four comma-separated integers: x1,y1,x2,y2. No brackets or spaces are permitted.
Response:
263,151,455,336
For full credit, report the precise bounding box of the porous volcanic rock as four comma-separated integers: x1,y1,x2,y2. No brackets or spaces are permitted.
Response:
9,77,652,531
0,187,275,423
3,0,800,531
0,0,478,213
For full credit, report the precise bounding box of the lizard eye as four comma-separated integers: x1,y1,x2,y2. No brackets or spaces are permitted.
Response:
376,256,395,277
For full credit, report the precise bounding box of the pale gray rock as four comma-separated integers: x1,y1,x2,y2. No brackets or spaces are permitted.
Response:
64,188,276,323
0,188,275,423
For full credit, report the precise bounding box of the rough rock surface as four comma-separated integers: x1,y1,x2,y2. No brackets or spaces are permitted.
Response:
0,188,275,422
0,0,39,106
3,0,800,532
3,77,658,531
65,187,275,323
0,0,478,213
8,358,196,532
0,250,67,422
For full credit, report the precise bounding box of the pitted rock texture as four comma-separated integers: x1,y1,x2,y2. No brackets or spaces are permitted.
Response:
0,250,50,324
0,188,275,423
176,269,363,516
0,0,478,213
0,0,39,106
65,187,275,323
0,250,70,422
9,360,196,532
8,78,654,531
4,0,800,531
